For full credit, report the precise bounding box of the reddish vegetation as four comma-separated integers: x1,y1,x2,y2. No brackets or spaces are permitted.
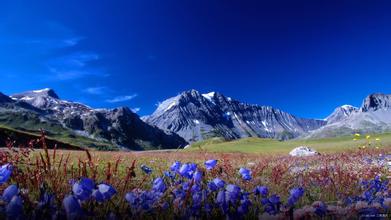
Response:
0,133,390,218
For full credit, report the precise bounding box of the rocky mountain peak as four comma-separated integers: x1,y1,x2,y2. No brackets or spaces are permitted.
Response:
326,104,358,124
145,90,326,142
361,93,391,112
33,88,59,99
11,88,60,100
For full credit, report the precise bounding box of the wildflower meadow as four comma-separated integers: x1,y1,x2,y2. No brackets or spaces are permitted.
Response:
0,133,390,219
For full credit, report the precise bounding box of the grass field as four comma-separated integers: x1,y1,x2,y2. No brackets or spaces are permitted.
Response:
1,128,390,219
187,133,391,154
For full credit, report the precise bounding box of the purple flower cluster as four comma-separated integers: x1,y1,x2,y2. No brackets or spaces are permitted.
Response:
0,159,389,219
63,178,117,218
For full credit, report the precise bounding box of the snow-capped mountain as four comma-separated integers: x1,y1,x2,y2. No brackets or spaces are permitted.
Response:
2,88,186,150
325,105,359,124
307,93,391,138
143,90,326,142
4,88,391,149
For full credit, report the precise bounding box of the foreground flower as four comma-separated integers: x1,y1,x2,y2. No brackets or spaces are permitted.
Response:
6,195,23,219
204,160,218,170
170,161,181,172
72,177,95,201
262,194,281,215
254,186,269,198
0,163,13,184
2,184,18,202
141,164,153,174
312,201,327,217
125,189,162,213
179,163,197,179
213,178,225,189
63,195,83,219
288,187,305,206
193,170,203,182
152,178,166,193
226,184,241,203
239,168,252,181
93,183,117,202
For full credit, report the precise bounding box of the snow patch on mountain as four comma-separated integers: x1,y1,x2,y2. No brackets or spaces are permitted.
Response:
202,92,216,104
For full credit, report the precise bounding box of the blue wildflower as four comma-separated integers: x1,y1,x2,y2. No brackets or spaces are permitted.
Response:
182,181,191,191
216,190,228,214
6,195,23,219
226,184,241,203
93,183,116,202
313,201,327,217
191,184,202,193
207,181,218,191
0,164,13,184
189,163,197,172
170,161,181,172
63,195,83,219
269,194,281,205
238,196,252,215
92,190,105,203
262,195,281,215
35,190,57,219
204,160,218,170
287,187,304,206
179,163,197,179
125,190,160,213
179,164,190,177
72,177,95,201
213,178,225,189
164,171,176,180
98,183,116,200
193,170,203,183
239,168,252,181
226,184,241,193
125,192,138,206
2,184,18,202
172,188,186,200
152,178,166,193
358,207,380,217
216,190,226,204
254,186,268,198
141,164,152,174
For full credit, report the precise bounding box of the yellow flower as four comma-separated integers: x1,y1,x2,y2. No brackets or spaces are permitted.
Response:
366,135,371,139
375,146,379,149
375,138,380,141
362,145,366,149
353,138,357,141
354,133,361,137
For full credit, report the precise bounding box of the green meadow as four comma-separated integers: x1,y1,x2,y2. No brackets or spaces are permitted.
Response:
187,133,391,154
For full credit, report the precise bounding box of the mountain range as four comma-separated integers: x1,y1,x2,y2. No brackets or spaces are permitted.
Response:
143,90,326,142
1,88,391,150
0,89,186,150
144,90,391,143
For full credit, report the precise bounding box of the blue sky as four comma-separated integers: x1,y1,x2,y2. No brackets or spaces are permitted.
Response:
1,0,391,118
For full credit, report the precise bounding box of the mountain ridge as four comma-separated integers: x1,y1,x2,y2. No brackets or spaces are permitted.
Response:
144,89,326,142
2,88,391,149
306,93,391,138
1,88,187,150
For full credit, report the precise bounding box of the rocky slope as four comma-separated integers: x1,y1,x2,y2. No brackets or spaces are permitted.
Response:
144,90,326,142
325,105,359,124
1,89,186,150
307,93,391,138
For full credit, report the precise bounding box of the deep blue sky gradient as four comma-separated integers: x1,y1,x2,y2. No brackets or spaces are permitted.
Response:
1,0,391,118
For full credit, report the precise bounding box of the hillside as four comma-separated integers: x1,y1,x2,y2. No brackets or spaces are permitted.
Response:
0,125,85,150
